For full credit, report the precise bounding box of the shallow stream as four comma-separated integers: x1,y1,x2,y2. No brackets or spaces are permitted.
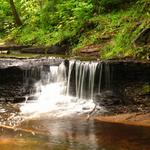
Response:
0,109,150,150
0,58,150,150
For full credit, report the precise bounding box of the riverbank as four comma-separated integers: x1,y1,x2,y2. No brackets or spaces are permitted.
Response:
94,113,150,127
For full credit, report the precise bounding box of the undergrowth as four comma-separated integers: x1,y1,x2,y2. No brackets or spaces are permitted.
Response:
1,0,150,59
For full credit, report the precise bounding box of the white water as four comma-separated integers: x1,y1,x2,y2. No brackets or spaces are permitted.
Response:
20,61,106,118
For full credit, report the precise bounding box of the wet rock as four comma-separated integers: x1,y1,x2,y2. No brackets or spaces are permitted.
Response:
0,98,6,102
0,58,63,69
21,47,45,54
27,96,38,101
43,65,50,72
0,45,30,51
47,45,66,54
0,58,63,103
6,97,14,103
94,91,122,106
21,45,67,54
14,96,26,103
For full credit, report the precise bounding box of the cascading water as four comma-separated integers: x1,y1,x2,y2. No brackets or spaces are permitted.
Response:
67,60,98,99
20,60,109,118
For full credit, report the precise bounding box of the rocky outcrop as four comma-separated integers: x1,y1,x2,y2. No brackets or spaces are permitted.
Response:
0,58,149,109
0,45,30,51
0,58,63,103
0,44,67,55
21,45,67,54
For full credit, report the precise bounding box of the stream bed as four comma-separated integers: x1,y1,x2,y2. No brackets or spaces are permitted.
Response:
0,58,150,150
0,103,150,150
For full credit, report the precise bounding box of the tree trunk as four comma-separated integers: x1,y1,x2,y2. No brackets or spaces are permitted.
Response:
9,0,22,26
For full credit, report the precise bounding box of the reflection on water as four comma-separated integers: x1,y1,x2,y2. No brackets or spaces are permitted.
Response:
0,112,150,150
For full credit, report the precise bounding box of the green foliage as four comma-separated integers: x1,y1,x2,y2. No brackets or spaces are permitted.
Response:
92,0,136,13
0,0,14,37
142,84,150,93
1,0,150,59
99,0,122,11
136,0,150,12
3,0,93,47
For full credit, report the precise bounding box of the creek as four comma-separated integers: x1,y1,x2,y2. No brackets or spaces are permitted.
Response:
0,58,149,150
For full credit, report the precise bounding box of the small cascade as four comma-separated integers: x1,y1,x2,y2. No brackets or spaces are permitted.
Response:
70,61,98,99
105,62,111,90
37,61,67,100
20,59,110,117
98,62,103,93
67,60,75,95
66,60,111,100
88,62,98,99
22,67,42,95
20,61,69,116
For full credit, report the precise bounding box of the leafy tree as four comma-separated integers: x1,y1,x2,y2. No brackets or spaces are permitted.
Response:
9,0,22,26
0,0,13,36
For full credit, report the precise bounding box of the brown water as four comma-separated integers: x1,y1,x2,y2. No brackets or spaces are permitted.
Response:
0,103,150,150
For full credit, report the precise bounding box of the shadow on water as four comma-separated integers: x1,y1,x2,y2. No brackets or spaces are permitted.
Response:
0,117,150,150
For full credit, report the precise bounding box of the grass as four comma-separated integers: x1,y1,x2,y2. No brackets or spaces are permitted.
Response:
72,5,150,59
72,0,150,59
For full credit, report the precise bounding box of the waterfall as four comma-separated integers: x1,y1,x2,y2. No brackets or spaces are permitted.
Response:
71,61,98,99
105,62,111,89
20,59,109,117
22,67,42,95
66,60,75,96
89,62,98,99
98,62,103,93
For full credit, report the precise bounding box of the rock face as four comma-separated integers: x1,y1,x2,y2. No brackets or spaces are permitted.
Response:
0,45,30,51
21,46,67,54
94,90,122,106
0,43,67,55
0,44,67,55
99,61,150,114
0,58,149,111
0,58,63,103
